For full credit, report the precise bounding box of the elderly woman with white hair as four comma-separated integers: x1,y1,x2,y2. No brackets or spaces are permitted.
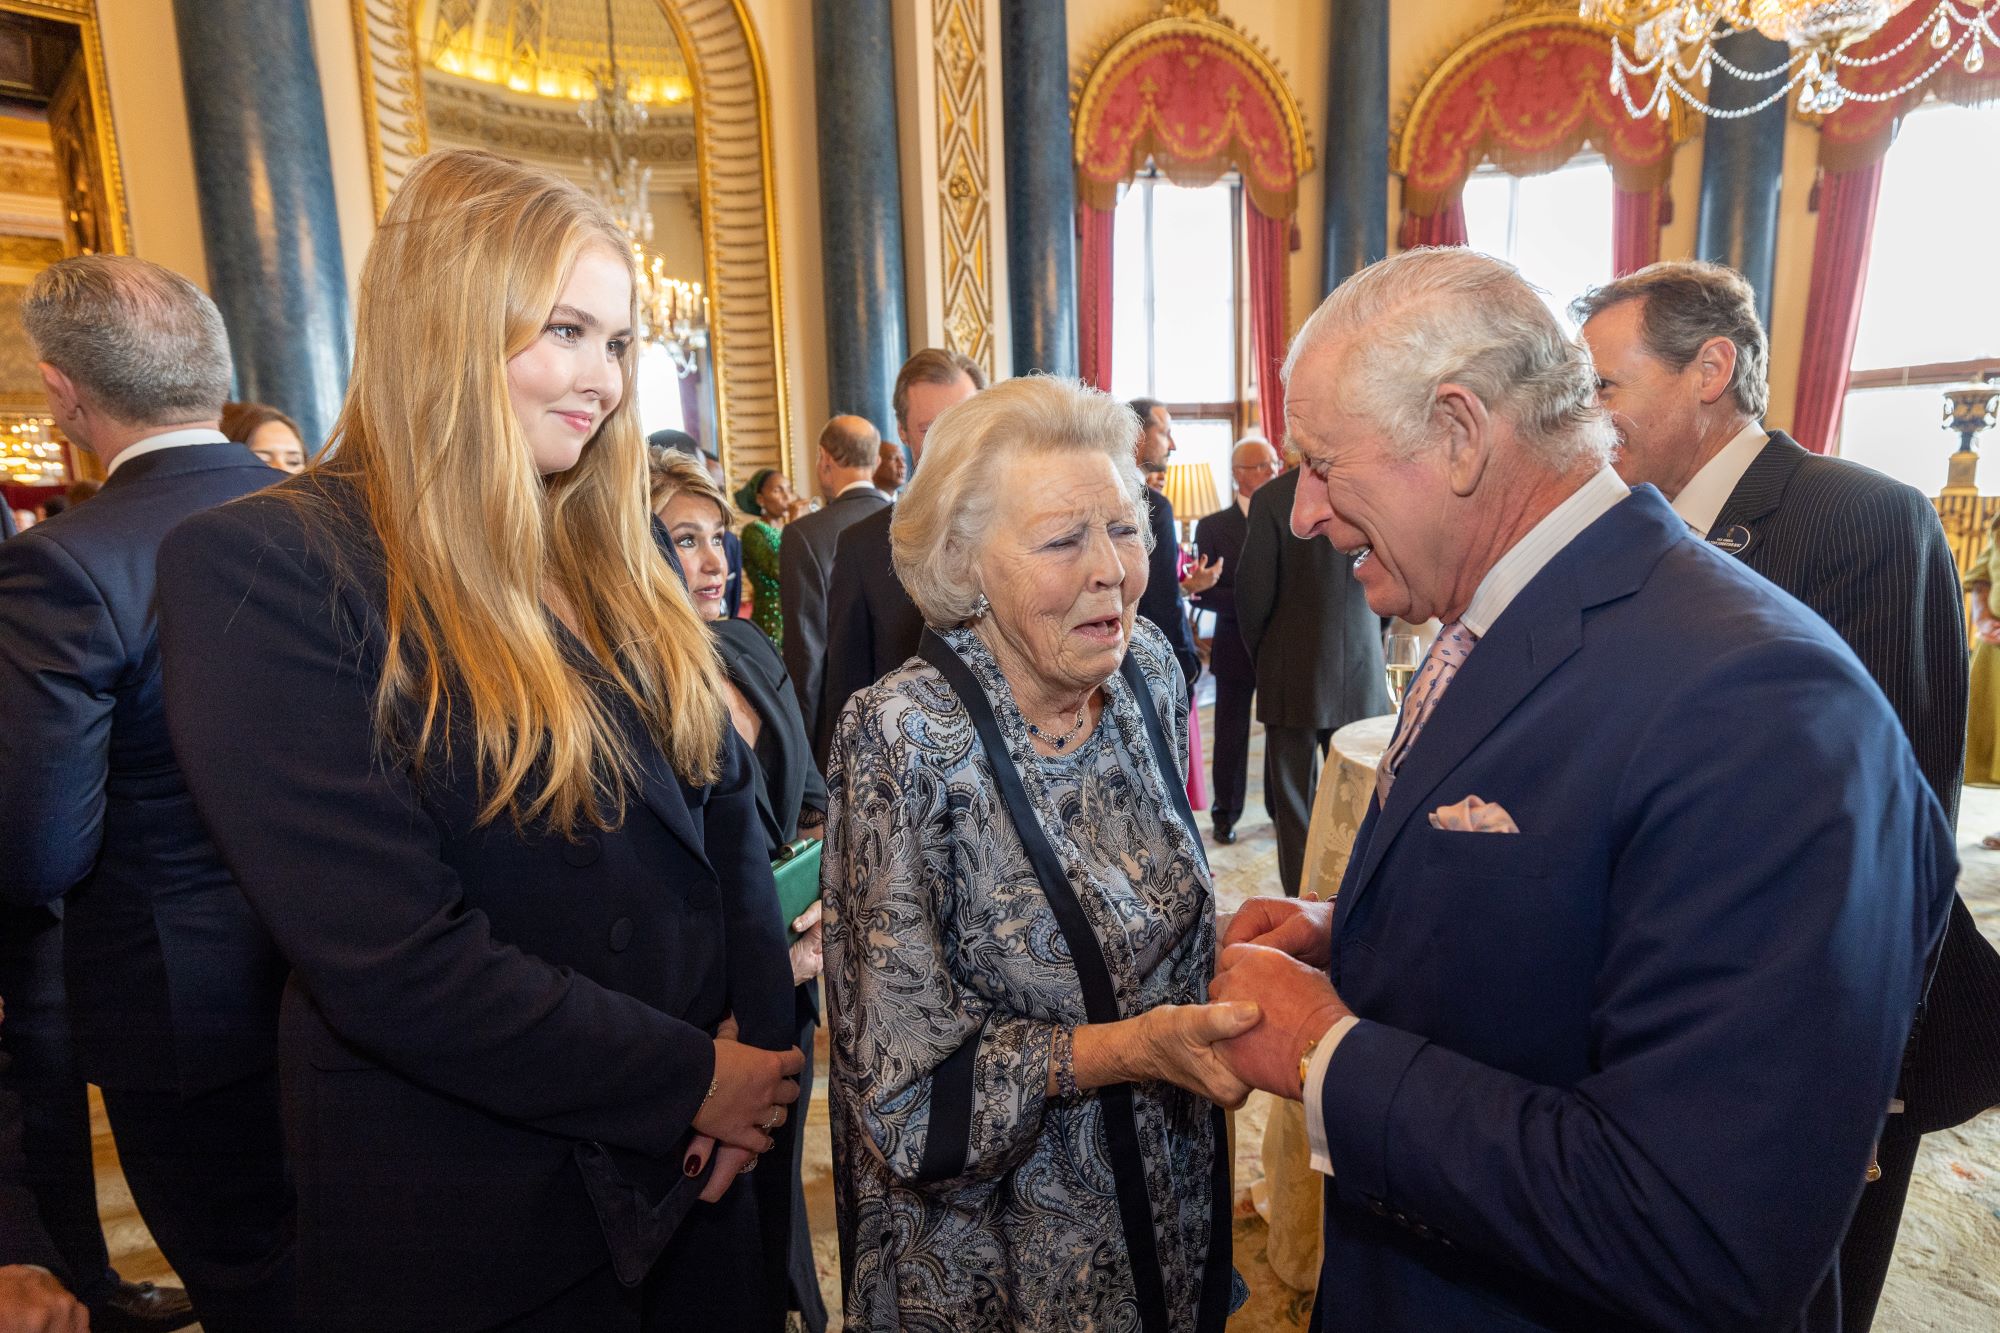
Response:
822,375,1257,1333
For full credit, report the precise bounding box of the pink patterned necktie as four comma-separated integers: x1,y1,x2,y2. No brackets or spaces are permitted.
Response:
1377,622,1478,805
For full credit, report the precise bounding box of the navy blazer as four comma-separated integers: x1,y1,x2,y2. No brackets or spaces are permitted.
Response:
1192,501,1252,683
156,475,796,1331
817,504,925,766
0,442,283,1094
1142,487,1202,688
779,486,890,748
1311,487,1954,1333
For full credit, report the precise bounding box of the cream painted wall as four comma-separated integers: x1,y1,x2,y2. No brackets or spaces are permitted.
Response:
736,0,825,485
95,0,208,288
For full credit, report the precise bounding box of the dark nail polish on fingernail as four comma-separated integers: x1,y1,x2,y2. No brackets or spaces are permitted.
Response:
684,1154,701,1176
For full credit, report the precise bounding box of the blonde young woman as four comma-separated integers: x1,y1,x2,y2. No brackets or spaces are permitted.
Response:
154,149,802,1333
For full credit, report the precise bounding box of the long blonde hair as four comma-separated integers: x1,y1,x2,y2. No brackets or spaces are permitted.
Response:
319,147,725,832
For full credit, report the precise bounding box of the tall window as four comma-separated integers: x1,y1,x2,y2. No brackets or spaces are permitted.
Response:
1838,102,2000,493
1110,172,1248,509
1462,155,1616,327
635,343,688,438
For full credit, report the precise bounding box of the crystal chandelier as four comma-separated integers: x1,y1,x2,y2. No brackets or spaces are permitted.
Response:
1580,0,1996,118
579,1,708,375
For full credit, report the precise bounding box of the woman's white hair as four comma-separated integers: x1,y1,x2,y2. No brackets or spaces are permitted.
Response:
1283,247,1613,471
891,374,1151,628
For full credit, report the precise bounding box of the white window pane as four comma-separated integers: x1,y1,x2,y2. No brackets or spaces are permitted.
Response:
1838,384,1962,493
636,344,685,436
1851,104,2000,371
1149,183,1235,404
1511,162,1613,328
1459,159,1612,331
1111,183,1151,399
1462,173,1513,257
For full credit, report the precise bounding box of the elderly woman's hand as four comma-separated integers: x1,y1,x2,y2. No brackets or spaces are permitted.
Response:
788,900,824,986
1068,1002,1263,1110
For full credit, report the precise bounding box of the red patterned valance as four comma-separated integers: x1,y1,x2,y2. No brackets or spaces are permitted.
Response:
1819,1,2000,172
1073,12,1313,220
1395,15,1689,217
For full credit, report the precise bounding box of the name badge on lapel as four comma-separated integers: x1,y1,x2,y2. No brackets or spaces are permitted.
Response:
1708,523,1754,556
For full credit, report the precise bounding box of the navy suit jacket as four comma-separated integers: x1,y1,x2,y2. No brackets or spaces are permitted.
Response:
1311,487,1954,1333
156,474,796,1329
779,486,890,748
1142,487,1201,688
0,442,284,1094
817,504,925,766
1192,502,1251,683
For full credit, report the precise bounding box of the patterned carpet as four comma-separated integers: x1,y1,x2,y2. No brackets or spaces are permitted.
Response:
91,713,2000,1328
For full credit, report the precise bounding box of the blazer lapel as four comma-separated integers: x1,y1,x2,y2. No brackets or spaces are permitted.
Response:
1340,578,1584,912
632,742,715,875
1708,431,1806,550
1339,489,1680,916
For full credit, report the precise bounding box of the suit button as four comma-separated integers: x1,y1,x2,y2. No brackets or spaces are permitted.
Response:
608,917,634,951
564,836,603,868
1368,1199,1388,1217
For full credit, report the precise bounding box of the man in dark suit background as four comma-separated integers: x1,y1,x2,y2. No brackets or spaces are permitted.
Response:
782,414,891,745
1237,458,1389,896
1,997,88,1333
1129,399,1203,691
0,256,293,1333
1193,436,1285,843
1213,246,1952,1333
1578,260,2000,1332
817,348,984,763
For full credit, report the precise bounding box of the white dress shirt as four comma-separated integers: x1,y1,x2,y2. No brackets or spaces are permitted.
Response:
1666,419,1769,536
835,478,882,500
1304,465,1631,1174
104,427,230,477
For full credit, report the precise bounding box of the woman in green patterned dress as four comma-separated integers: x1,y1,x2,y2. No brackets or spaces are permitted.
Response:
734,467,802,646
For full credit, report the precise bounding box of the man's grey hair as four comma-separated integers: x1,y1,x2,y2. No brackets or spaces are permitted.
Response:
1283,248,1613,472
1568,260,1769,419
21,255,233,425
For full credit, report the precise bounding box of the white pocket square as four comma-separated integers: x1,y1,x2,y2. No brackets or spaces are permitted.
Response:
1427,795,1520,834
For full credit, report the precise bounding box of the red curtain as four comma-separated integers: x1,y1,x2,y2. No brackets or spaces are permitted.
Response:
1791,161,1885,455
1246,204,1290,447
1077,204,1116,393
1612,186,1663,277
1397,200,1468,249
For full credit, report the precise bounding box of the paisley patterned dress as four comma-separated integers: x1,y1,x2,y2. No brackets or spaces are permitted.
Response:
822,621,1222,1333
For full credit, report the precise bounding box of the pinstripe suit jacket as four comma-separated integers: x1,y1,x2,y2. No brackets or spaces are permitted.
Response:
1712,430,2000,1131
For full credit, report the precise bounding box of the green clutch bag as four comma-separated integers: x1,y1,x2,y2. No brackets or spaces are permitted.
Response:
771,837,823,941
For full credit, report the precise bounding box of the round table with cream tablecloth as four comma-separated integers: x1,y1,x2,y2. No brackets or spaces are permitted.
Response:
1254,713,1394,1292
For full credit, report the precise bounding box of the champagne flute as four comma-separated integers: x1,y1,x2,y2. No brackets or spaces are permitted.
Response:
1384,631,1422,709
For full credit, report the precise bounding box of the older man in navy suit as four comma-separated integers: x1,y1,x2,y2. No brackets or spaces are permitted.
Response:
0,256,291,1332
1211,249,1952,1333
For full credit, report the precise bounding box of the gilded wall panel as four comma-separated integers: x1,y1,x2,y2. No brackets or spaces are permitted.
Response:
933,0,992,378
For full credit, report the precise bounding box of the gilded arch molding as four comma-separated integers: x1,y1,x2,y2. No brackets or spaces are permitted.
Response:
348,0,791,480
